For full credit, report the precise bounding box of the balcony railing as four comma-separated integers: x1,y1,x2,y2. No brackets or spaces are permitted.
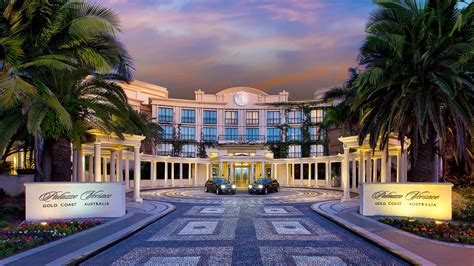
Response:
202,135,217,142
310,134,321,141
160,133,173,140
157,151,173,156
203,118,217,124
267,135,281,142
310,117,323,124
181,152,196,158
288,118,303,124
218,135,265,142
310,152,324,157
288,135,302,141
158,115,173,123
180,134,196,141
246,118,259,125
225,118,238,125
267,118,280,125
288,152,302,158
181,117,195,124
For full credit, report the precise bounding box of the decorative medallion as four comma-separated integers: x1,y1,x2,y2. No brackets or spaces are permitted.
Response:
234,91,249,106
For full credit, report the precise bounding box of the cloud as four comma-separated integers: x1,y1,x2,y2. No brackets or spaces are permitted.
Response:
98,0,374,99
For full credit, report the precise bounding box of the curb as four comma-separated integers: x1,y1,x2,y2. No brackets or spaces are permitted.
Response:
63,201,175,265
310,202,433,266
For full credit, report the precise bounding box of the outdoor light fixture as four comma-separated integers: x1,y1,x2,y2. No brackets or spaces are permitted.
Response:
40,222,48,226
435,221,443,225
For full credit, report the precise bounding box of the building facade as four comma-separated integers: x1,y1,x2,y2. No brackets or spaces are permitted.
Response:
124,82,330,187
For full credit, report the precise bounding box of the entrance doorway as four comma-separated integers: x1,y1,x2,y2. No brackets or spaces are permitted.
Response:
234,166,249,186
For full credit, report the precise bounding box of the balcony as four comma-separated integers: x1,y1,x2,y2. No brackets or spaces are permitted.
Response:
225,118,238,125
203,118,217,124
157,151,173,156
288,152,302,158
287,118,302,124
218,135,265,143
246,118,259,125
181,152,196,158
266,135,281,142
202,135,217,142
267,118,280,126
288,135,302,141
180,134,196,141
310,117,323,124
158,115,173,123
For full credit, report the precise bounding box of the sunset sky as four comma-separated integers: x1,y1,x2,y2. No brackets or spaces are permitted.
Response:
101,0,375,100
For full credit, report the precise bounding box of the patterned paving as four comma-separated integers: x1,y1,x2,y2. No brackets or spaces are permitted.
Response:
141,187,342,204
83,188,408,265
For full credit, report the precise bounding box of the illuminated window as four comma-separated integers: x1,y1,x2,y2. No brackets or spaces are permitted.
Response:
267,111,280,125
310,109,324,123
288,110,302,124
289,145,301,158
225,111,238,125
246,111,259,125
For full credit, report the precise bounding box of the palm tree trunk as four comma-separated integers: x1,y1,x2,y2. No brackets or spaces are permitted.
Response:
409,131,438,182
50,137,72,181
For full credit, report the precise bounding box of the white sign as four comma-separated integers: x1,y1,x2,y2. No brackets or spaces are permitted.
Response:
25,182,126,221
360,183,452,220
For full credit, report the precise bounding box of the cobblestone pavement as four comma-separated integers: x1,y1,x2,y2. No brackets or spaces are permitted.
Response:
82,188,408,265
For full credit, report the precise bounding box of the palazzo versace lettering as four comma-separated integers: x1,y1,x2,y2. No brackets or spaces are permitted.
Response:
38,190,112,202
371,191,440,201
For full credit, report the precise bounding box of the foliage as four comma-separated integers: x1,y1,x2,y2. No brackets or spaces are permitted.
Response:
379,218,474,244
171,125,183,157
0,220,102,258
453,187,474,222
267,142,289,159
197,142,208,158
353,0,474,166
443,175,474,188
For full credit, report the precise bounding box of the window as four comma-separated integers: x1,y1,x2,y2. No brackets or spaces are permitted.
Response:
225,111,238,125
288,110,302,124
288,127,302,141
310,127,320,140
181,109,195,124
161,125,173,140
202,127,217,142
289,145,301,158
311,144,324,157
158,107,173,122
182,144,196,157
157,143,172,156
203,110,217,124
310,109,324,124
267,111,280,125
246,111,259,125
180,126,195,140
246,128,259,141
224,128,238,141
267,128,280,142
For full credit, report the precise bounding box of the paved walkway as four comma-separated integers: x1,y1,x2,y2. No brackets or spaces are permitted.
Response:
312,200,474,266
82,188,407,265
0,200,175,266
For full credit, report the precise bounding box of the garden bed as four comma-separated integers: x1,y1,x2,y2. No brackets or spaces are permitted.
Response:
0,220,103,258
379,218,474,245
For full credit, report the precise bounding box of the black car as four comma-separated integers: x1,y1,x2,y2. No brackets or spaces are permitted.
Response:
204,178,236,195
248,178,280,195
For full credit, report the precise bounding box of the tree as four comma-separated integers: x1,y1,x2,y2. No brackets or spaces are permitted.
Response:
353,0,474,182
0,0,136,180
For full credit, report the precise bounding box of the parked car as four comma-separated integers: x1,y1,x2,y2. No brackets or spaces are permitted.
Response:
204,178,236,195
248,178,279,195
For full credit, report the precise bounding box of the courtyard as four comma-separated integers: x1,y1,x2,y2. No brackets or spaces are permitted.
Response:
83,188,407,265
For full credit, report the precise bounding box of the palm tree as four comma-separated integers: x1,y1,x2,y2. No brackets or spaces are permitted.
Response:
353,0,474,182
322,68,360,136
0,0,135,180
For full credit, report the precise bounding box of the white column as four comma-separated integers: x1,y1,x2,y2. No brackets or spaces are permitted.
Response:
359,150,365,183
125,158,130,190
102,157,107,181
133,146,142,202
315,163,319,188
151,161,156,188
206,163,210,180
367,151,372,182
401,150,408,182
291,163,295,186
300,163,303,186
251,163,255,183
164,161,169,187
171,162,175,187
274,163,278,181
387,155,392,182
110,150,117,182
308,163,312,187
179,162,183,186
219,161,223,177
342,147,350,201
72,148,78,181
396,147,402,183
94,143,102,182
326,161,331,188
286,162,289,186
188,163,192,185
261,161,265,178
381,144,388,182
373,158,378,182
77,149,84,182
194,162,198,186
230,162,234,182
352,159,357,191
116,149,122,182
88,155,94,181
